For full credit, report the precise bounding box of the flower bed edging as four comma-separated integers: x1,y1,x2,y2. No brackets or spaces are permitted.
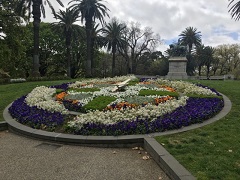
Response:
4,93,231,144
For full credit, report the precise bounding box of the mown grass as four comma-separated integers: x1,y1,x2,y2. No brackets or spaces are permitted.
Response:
0,79,75,122
155,80,240,179
83,96,116,111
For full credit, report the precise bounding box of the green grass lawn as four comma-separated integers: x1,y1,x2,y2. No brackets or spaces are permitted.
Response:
0,80,75,122
1,79,240,179
155,80,240,180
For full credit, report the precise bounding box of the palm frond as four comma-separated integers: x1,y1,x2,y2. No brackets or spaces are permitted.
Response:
228,0,240,20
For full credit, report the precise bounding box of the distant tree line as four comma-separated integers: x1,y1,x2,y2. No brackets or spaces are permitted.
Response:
1,0,240,79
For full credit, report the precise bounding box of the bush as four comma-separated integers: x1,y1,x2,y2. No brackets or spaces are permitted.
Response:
0,78,10,84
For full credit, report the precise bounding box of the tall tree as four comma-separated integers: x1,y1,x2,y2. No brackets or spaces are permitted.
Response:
179,27,202,75
194,44,206,76
69,0,109,77
179,27,202,54
0,1,31,77
119,22,160,74
102,18,126,77
228,0,240,20
214,44,240,75
52,8,80,77
15,0,64,77
204,46,215,78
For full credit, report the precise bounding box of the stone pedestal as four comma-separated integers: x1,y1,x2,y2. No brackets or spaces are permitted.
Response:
166,57,188,79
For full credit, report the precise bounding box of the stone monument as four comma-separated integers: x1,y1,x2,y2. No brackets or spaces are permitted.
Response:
166,44,188,79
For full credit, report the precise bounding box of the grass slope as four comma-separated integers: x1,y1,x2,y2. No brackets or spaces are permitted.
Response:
155,80,240,179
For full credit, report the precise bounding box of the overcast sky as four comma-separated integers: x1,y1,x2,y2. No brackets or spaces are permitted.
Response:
43,0,240,52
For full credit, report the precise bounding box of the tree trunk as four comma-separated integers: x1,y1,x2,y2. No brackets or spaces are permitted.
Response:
198,65,201,76
91,37,95,73
66,31,71,78
32,0,41,77
112,45,116,77
66,46,71,77
85,19,92,77
206,65,210,78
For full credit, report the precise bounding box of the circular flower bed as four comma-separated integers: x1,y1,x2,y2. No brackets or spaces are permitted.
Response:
8,76,224,136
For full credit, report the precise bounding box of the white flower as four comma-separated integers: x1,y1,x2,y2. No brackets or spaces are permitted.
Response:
25,86,68,114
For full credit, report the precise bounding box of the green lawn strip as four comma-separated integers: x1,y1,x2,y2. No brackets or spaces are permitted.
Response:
186,93,223,99
127,80,140,86
0,79,75,122
83,96,116,111
68,87,100,92
139,89,179,98
155,80,240,179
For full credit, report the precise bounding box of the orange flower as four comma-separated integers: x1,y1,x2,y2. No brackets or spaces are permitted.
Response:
139,81,152,85
159,85,176,92
154,96,174,105
55,92,68,101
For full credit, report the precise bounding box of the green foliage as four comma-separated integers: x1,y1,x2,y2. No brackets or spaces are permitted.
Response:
128,80,140,86
186,93,222,99
83,96,116,111
139,89,179,98
27,76,71,82
136,51,169,76
0,7,31,78
68,87,100,92
124,96,154,105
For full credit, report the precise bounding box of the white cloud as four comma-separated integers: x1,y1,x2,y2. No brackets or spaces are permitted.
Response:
41,0,240,52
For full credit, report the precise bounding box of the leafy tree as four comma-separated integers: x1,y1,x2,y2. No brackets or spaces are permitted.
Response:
102,18,126,77
69,0,109,77
52,8,80,77
15,0,64,77
0,2,30,77
213,44,240,75
119,22,161,74
137,51,168,76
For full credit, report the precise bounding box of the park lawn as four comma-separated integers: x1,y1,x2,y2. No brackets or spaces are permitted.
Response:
0,79,76,122
155,80,240,180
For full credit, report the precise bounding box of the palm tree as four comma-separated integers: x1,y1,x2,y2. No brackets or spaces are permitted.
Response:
102,18,126,77
203,46,215,78
69,0,109,77
52,8,79,77
16,0,64,77
195,45,215,77
228,0,240,20
179,27,202,54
